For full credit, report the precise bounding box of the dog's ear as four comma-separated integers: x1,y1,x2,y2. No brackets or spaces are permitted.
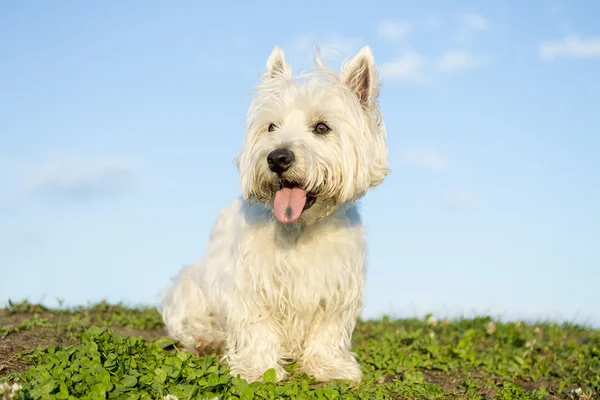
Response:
341,46,379,108
266,46,292,79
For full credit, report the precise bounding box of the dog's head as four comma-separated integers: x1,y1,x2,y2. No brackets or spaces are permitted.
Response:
236,46,389,225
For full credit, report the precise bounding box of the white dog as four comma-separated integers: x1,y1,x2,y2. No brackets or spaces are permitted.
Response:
159,45,389,383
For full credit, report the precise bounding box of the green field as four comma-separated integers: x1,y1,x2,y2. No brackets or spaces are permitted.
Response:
1,300,598,399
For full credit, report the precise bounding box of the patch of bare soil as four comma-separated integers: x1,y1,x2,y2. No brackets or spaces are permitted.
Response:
421,369,462,392
0,309,165,377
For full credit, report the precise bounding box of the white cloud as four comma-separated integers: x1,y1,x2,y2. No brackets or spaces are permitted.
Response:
460,13,488,31
437,50,491,72
287,19,493,86
399,148,445,172
21,153,142,202
376,12,492,85
538,35,600,59
452,12,489,44
377,20,411,40
379,53,430,84
380,50,490,84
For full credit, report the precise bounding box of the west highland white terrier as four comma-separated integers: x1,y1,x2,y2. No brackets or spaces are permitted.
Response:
159,45,389,383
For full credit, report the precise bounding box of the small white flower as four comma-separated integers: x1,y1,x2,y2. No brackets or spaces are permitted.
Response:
429,331,435,339
0,382,23,400
426,315,438,327
163,395,180,400
486,321,496,335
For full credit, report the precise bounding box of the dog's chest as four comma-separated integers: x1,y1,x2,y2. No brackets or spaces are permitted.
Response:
243,222,365,317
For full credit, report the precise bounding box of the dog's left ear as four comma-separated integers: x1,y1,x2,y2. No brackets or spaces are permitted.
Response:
266,46,292,79
341,46,379,108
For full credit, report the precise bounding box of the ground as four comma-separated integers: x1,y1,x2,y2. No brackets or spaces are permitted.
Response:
0,300,598,399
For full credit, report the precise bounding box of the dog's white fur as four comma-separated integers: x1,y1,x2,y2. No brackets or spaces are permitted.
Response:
158,45,389,383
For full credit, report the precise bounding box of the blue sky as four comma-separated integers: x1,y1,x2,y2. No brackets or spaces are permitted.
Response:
1,0,599,326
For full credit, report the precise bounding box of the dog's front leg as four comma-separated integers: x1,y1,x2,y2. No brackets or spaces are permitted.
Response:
300,308,363,383
224,318,287,383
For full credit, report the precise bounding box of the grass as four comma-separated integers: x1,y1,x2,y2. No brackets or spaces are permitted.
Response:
0,300,598,399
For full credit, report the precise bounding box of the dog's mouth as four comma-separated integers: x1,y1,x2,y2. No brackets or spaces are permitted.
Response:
273,180,317,224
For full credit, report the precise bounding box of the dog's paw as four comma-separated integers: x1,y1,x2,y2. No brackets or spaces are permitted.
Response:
229,364,288,383
302,352,363,383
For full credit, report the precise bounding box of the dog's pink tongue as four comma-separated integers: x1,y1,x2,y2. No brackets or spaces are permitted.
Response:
274,187,307,223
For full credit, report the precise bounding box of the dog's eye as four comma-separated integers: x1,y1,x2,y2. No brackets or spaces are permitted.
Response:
313,122,330,135
268,123,276,132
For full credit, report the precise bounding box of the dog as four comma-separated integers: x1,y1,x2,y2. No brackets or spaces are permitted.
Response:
159,45,389,383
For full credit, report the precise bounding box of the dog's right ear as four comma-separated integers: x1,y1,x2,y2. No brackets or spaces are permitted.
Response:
265,46,292,79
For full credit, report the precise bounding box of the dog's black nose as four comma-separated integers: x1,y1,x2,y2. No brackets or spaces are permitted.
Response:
267,148,295,174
